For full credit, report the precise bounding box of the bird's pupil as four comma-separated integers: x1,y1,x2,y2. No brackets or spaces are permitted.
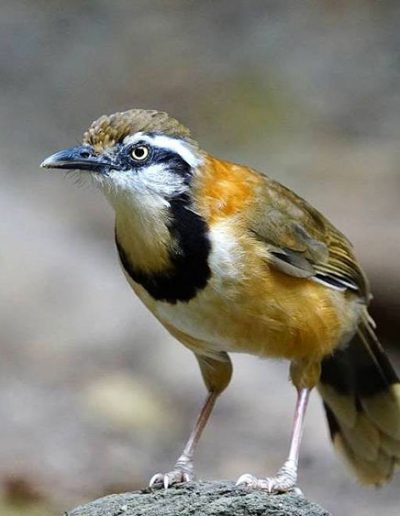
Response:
130,144,148,161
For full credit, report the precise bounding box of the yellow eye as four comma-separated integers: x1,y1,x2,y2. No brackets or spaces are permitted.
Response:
131,145,149,161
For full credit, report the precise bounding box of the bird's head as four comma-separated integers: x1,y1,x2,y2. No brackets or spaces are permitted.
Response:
41,109,203,205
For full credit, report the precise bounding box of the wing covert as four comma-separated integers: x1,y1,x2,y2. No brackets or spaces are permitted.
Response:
247,174,369,300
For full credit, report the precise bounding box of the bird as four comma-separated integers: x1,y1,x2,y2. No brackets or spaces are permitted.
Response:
41,108,400,493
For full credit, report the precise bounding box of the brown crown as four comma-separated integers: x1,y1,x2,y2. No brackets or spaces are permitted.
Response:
83,109,193,152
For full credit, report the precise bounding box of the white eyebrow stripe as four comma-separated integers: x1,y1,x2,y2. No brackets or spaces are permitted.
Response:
123,133,202,168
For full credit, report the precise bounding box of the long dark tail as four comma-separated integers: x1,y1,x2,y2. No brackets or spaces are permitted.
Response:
318,315,400,485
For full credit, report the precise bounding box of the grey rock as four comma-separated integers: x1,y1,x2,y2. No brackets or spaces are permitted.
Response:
66,481,331,516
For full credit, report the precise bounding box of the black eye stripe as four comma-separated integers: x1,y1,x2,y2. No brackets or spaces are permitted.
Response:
150,148,193,181
130,143,193,178
132,141,190,164
116,139,194,182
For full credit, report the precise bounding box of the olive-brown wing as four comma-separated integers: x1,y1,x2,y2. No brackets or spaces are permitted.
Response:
247,174,369,301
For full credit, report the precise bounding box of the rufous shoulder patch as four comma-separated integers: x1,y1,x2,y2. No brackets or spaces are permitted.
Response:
194,156,262,223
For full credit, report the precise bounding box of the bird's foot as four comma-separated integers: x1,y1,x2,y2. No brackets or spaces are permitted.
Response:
236,460,301,494
149,455,194,490
149,469,193,489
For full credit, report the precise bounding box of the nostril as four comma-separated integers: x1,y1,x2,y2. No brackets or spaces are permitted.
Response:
80,150,90,159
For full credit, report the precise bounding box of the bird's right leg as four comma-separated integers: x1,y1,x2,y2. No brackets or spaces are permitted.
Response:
149,390,218,488
149,352,232,489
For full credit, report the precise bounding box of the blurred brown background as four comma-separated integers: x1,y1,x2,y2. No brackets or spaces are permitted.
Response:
1,1,399,515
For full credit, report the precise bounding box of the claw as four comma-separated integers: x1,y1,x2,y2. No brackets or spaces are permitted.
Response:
292,487,304,497
236,473,258,489
163,475,169,490
262,474,297,493
236,462,299,494
148,468,194,490
149,473,163,488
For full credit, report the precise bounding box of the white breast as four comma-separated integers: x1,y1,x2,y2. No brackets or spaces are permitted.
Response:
150,221,247,352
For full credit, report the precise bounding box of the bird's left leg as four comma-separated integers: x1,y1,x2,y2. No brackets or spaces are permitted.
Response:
150,352,232,489
237,387,310,493
237,360,319,494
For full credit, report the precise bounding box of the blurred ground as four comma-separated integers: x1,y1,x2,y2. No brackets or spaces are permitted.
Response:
1,1,400,515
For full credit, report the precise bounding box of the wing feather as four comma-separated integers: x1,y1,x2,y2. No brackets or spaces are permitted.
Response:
248,174,369,300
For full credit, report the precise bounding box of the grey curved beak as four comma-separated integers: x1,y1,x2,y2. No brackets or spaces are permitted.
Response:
41,145,114,172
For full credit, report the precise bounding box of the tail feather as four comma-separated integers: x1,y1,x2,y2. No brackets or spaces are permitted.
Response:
318,314,400,485
381,434,400,460
340,412,380,462
357,323,400,439
335,431,394,485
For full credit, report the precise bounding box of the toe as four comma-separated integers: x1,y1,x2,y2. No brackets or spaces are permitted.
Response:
236,473,298,494
264,475,297,494
292,487,304,497
236,473,258,488
182,472,192,483
149,469,193,490
149,473,164,488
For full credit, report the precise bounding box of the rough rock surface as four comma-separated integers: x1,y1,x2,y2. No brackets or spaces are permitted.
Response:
66,481,330,516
